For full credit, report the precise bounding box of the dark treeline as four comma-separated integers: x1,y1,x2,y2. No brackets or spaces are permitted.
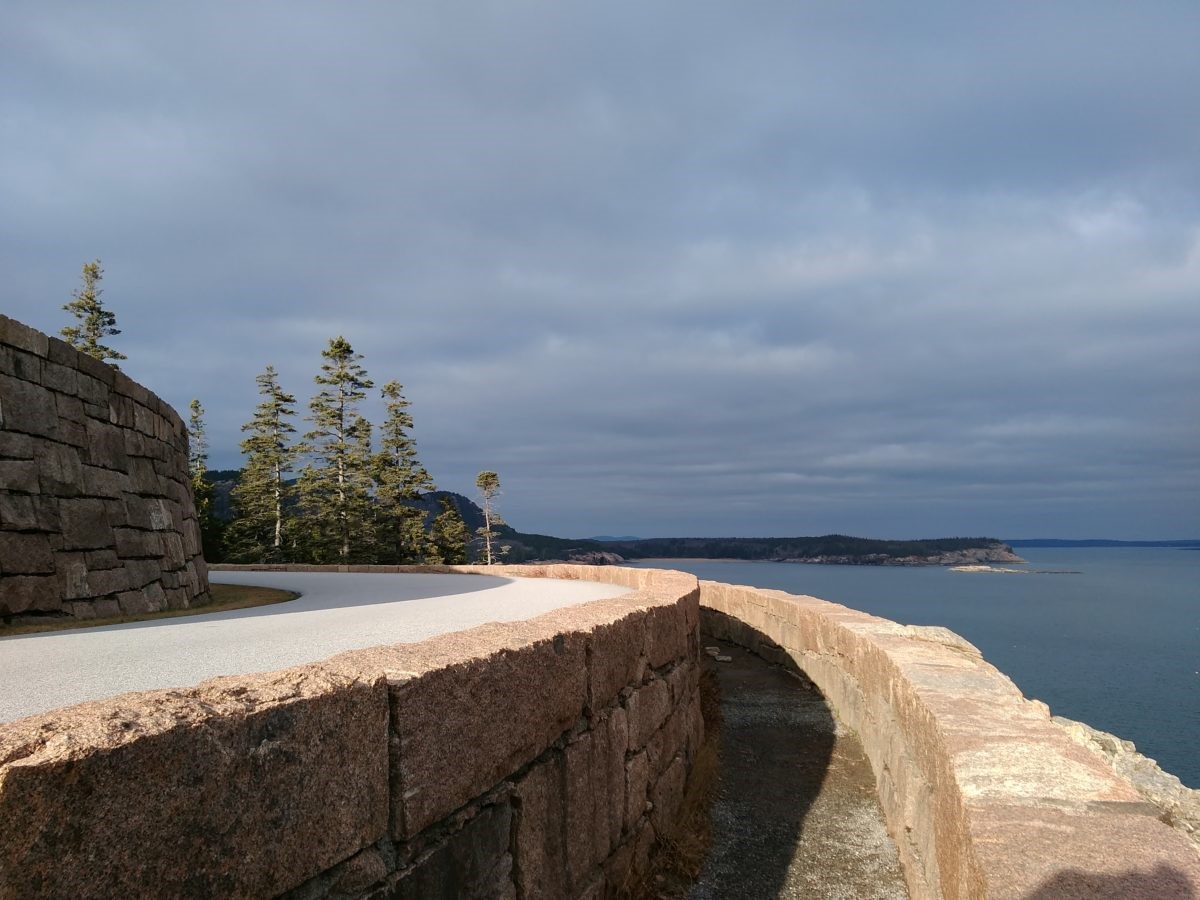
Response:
189,336,481,566
594,535,1011,562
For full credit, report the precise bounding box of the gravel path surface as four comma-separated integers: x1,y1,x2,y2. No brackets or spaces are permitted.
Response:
0,570,628,723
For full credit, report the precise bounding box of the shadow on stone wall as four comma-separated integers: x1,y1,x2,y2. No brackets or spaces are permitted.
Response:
696,607,836,899
1024,863,1197,899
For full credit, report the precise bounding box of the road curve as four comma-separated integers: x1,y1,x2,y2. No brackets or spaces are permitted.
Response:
0,570,629,723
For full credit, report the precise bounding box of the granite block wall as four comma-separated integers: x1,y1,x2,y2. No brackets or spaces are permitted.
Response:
0,314,209,619
0,565,701,899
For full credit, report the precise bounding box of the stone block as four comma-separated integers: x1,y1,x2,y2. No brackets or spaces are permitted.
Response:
644,599,690,669
82,464,128,499
363,623,587,838
564,716,627,888
141,581,166,611
85,548,121,570
0,493,38,530
390,803,514,900
513,752,567,900
45,336,78,368
0,665,388,898
625,750,651,834
0,375,58,438
130,457,160,494
54,393,87,427
0,532,55,575
0,430,34,459
94,596,121,618
117,589,152,615
59,498,112,550
57,419,87,448
125,558,162,589
75,350,116,386
0,574,58,615
133,402,157,436
114,527,161,558
55,555,88,594
586,607,647,713
0,460,38,493
626,677,672,751
88,566,132,597
0,314,50,356
161,531,186,568
75,372,107,406
649,755,687,837
42,360,78,395
37,442,84,496
83,419,131,473
0,346,42,381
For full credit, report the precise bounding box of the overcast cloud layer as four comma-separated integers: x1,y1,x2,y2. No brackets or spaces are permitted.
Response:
4,2,1198,539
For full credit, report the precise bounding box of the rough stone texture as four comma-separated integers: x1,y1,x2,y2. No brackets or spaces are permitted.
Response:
0,314,209,619
700,580,1200,899
0,666,389,899
1,564,700,899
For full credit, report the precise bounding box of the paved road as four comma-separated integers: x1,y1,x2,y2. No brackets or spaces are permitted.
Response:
0,571,628,723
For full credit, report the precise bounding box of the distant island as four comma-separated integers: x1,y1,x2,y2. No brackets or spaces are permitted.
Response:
203,472,1022,567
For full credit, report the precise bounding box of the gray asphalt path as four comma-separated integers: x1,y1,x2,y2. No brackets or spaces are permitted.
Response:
0,571,628,723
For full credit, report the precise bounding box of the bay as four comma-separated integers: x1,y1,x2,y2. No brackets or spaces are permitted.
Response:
631,548,1199,787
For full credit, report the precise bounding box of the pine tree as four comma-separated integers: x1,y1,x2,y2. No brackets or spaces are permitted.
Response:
187,399,223,561
228,366,297,562
297,337,375,563
430,496,470,564
372,380,436,563
475,470,507,565
61,259,125,363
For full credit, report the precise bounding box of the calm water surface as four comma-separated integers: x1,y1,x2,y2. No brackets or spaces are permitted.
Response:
633,549,1199,787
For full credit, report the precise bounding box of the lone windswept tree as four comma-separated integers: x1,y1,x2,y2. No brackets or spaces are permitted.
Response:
430,495,469,565
297,337,375,563
373,380,436,563
187,399,223,561
475,470,506,565
61,259,125,363
228,366,297,562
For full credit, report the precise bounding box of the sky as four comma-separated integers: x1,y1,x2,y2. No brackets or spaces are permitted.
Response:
3,2,1198,540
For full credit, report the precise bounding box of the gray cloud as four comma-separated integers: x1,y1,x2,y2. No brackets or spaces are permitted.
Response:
3,1,1197,539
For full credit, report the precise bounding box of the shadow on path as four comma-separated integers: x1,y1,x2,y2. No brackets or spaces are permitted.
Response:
689,610,907,899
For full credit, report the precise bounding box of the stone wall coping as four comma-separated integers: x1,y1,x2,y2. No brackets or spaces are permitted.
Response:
699,578,1200,899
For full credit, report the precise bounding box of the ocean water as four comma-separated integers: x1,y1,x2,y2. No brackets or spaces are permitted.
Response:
631,549,1199,788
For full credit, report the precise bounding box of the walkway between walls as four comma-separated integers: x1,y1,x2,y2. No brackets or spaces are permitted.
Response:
689,638,908,900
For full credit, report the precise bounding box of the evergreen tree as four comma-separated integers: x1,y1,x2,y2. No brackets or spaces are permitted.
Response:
297,337,375,563
430,496,469,564
61,259,125,362
228,366,297,562
373,380,436,563
187,399,224,561
475,470,507,565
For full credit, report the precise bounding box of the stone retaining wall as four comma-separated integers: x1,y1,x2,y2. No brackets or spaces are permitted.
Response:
0,565,701,899
0,314,208,619
700,580,1200,899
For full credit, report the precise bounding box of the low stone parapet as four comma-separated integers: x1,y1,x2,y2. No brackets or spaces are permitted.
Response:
700,579,1200,899
0,565,701,899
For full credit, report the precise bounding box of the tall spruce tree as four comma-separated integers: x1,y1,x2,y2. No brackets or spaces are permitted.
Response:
228,366,297,562
475,470,506,565
430,496,469,564
373,380,436,563
187,399,223,561
61,259,125,362
297,337,375,563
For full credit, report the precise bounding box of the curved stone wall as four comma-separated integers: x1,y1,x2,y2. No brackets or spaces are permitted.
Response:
0,315,208,619
0,565,701,899
700,580,1200,899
